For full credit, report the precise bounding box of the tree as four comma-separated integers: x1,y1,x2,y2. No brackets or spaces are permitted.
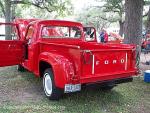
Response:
124,0,143,45
0,0,72,40
96,0,150,37
76,7,111,31
140,0,150,34
124,0,144,68
4,0,11,40
0,0,5,18
99,0,125,36
146,6,150,33
0,0,72,22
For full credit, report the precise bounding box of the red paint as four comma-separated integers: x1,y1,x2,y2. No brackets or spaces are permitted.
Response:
0,19,138,89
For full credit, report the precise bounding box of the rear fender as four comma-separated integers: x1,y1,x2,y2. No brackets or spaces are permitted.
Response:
38,52,75,88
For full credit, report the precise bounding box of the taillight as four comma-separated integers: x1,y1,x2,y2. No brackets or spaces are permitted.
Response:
82,50,93,64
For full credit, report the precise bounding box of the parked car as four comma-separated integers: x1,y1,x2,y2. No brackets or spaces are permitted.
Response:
108,32,123,44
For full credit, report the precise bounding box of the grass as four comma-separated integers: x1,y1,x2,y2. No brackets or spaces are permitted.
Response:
0,66,150,113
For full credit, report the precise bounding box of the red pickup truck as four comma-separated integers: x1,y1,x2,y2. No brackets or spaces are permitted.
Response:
0,19,138,100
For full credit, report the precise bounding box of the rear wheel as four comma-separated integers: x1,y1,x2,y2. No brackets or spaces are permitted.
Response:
17,65,25,72
43,68,62,100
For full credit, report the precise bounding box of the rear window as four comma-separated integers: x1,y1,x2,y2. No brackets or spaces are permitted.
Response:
0,24,19,40
41,26,81,39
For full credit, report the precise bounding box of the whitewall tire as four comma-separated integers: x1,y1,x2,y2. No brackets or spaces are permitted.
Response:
43,68,62,100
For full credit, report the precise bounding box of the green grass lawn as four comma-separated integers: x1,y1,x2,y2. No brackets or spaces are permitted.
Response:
0,66,150,113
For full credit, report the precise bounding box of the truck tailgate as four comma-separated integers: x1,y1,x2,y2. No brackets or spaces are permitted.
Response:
81,49,136,82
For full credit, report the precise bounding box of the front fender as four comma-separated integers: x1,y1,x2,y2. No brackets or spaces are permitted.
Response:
38,52,75,88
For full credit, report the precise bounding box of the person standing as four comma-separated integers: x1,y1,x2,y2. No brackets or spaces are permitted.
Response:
99,29,105,43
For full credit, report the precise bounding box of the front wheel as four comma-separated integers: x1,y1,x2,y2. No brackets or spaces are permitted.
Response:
43,68,62,100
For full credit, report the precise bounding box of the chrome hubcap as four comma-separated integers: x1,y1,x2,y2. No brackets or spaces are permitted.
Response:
44,73,52,96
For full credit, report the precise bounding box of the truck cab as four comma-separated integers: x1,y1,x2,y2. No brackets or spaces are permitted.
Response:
0,19,138,100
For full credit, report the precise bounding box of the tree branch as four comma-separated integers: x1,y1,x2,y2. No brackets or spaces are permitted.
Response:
95,16,117,23
11,0,53,13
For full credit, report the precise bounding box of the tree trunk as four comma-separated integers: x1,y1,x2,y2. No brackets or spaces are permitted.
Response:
124,0,143,45
5,0,12,40
119,20,124,37
5,0,11,23
146,6,150,34
124,0,143,68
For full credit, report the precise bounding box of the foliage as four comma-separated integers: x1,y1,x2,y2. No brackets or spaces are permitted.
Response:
93,0,125,36
0,0,4,17
98,0,150,22
0,0,72,19
95,0,124,22
95,0,150,36
102,0,124,20
76,7,114,31
144,0,150,5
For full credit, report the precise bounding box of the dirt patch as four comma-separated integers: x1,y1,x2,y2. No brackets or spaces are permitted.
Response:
0,66,45,105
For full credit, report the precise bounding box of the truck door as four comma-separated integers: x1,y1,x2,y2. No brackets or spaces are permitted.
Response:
23,25,35,70
0,23,24,67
